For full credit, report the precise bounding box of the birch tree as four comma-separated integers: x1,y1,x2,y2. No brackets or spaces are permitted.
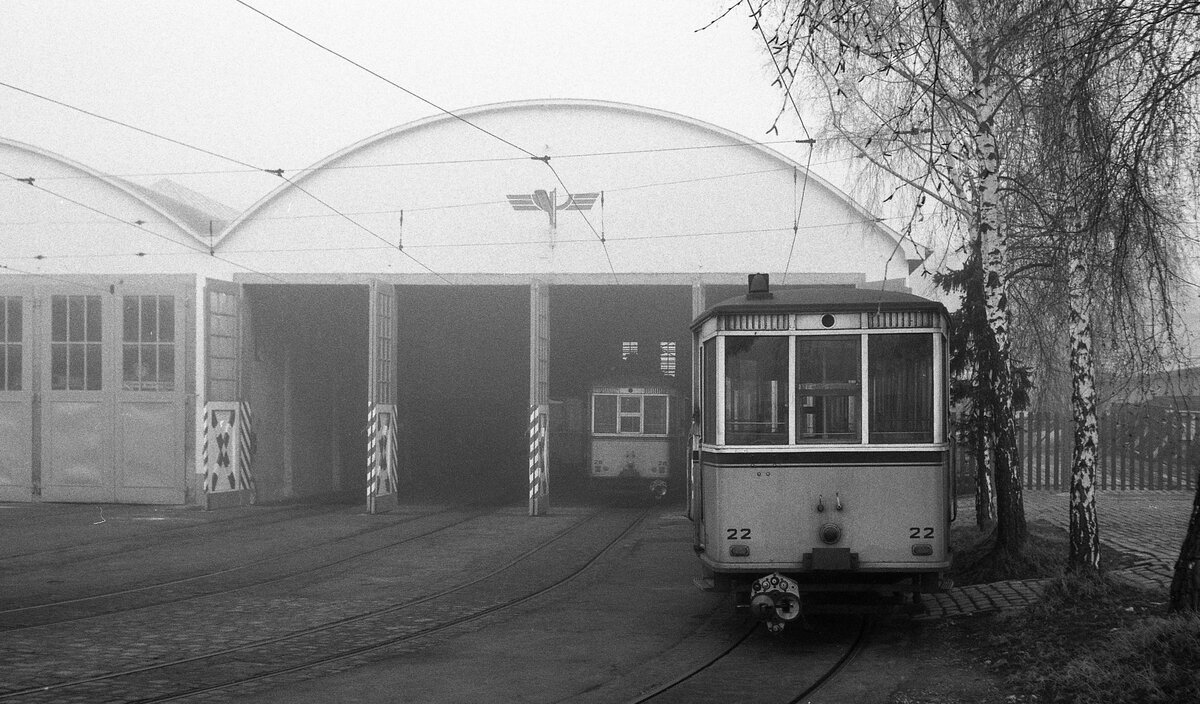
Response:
751,0,1200,573
752,0,1041,553
1010,0,1200,574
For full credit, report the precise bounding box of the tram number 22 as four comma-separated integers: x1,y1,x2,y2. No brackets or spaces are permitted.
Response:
726,528,752,540
909,527,935,539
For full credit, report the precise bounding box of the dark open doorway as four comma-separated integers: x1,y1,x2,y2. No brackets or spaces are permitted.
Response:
245,284,368,504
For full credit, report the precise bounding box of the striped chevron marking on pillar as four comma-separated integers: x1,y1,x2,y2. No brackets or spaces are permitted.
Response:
367,403,399,498
385,409,399,494
237,400,255,494
367,402,381,499
529,404,545,501
200,401,252,494
200,404,211,481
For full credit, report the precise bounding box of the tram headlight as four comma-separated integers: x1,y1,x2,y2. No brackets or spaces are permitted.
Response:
819,522,842,545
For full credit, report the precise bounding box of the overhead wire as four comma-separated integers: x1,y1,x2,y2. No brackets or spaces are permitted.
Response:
0,136,834,183
19,213,932,261
0,82,449,282
0,6,918,282
232,0,622,282
0,170,291,284
747,0,817,283
233,0,537,159
0,81,261,171
0,164,807,227
0,261,113,294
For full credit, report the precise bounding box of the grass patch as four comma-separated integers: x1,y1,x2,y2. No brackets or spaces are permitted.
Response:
949,519,1138,586
941,522,1200,703
951,520,1066,585
975,575,1200,703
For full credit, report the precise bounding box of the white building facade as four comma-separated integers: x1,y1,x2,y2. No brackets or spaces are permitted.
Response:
0,100,924,509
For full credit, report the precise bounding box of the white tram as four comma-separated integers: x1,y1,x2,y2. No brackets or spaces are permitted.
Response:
689,275,953,630
588,380,682,501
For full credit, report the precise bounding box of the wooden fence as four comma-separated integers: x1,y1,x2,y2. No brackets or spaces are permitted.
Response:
955,408,1199,491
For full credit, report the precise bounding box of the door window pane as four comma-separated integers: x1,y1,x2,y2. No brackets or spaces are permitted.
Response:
122,295,175,391
51,296,102,391
869,334,933,443
725,336,788,445
1,297,21,391
796,336,860,443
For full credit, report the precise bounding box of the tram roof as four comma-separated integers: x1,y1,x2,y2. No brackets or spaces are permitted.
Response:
692,285,949,328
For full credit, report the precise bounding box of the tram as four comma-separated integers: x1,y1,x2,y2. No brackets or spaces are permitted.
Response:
587,379,682,501
689,274,954,630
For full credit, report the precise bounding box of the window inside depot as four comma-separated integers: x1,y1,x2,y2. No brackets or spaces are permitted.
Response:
659,341,677,377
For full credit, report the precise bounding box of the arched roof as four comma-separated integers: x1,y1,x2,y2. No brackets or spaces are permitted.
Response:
219,99,922,267
0,137,205,241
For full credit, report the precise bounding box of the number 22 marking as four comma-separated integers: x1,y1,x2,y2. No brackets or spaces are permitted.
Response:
726,528,752,540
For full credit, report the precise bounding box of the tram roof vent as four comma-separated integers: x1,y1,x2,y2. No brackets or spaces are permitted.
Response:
747,273,773,299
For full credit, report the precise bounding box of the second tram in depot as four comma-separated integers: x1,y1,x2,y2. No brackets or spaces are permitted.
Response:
587,379,683,501
689,274,954,631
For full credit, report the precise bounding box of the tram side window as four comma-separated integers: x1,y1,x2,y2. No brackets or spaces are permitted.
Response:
644,395,669,435
796,336,861,443
1,297,21,391
725,336,788,445
702,339,716,442
619,395,642,433
869,333,933,443
592,394,618,434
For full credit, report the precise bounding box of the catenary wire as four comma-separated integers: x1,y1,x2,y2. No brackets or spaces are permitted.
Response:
0,83,449,281
747,0,817,282
0,171,291,284
234,0,537,159
0,262,113,293
20,215,932,263
232,0,623,281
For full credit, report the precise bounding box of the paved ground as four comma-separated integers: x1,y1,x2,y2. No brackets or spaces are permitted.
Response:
920,489,1194,619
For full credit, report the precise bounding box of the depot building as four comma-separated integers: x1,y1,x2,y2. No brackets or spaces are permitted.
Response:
0,99,925,511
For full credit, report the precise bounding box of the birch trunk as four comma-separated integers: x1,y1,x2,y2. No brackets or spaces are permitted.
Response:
1170,484,1200,611
1067,253,1101,572
975,423,996,528
974,80,1027,553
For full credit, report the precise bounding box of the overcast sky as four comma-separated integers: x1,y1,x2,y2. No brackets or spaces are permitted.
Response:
0,0,825,211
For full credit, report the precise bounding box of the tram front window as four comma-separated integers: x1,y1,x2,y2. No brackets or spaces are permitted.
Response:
725,336,788,445
796,336,861,443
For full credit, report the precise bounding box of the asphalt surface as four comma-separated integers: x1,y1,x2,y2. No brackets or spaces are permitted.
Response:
0,489,1193,703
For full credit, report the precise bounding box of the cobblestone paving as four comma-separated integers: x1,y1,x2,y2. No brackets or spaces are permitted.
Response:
921,489,1194,619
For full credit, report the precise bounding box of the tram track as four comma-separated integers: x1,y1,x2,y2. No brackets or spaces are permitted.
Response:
0,506,649,703
0,505,485,629
0,503,349,564
626,616,873,704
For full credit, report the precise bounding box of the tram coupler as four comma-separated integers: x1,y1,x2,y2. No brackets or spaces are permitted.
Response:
749,572,802,633
649,480,668,501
